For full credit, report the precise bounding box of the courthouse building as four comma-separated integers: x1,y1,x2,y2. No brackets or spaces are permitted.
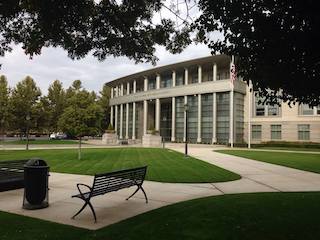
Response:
107,55,320,144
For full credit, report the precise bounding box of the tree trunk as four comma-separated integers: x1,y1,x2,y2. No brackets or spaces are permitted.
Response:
78,136,82,160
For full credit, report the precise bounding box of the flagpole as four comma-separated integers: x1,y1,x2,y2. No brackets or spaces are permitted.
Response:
248,81,252,149
230,56,235,148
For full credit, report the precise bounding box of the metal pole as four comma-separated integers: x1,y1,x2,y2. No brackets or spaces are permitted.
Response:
26,114,30,150
185,108,188,157
248,82,252,149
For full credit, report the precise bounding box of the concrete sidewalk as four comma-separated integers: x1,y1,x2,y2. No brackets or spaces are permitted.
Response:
1,144,320,230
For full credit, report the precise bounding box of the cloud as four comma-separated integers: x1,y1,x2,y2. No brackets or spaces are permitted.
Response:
0,43,212,94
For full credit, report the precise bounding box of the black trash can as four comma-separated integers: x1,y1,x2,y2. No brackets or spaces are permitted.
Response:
23,159,49,210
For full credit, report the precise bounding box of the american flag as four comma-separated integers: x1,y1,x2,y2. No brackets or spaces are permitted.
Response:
230,63,237,84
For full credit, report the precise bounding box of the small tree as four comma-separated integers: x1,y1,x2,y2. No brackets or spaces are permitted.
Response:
0,75,10,137
58,80,103,160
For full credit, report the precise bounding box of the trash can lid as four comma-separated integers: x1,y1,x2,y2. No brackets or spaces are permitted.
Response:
25,158,47,167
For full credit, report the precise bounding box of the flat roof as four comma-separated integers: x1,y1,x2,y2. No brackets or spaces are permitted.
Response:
106,54,230,87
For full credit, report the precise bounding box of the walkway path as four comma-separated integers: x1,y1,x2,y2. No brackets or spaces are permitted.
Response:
1,144,320,230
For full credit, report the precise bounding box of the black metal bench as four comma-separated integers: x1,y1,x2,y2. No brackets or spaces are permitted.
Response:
0,160,28,192
71,166,148,222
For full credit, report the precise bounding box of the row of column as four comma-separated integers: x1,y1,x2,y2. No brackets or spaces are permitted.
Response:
110,93,219,143
109,61,234,145
110,63,219,99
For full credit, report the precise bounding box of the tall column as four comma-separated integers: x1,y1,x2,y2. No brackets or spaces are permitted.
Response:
133,80,136,93
213,63,217,81
144,77,148,91
127,82,130,95
172,71,176,87
115,105,118,134
132,102,136,140
212,93,217,143
184,68,188,85
110,105,114,127
143,100,148,135
171,97,176,142
156,74,160,89
121,84,124,96
183,96,187,142
125,103,129,139
197,94,202,143
120,104,123,139
111,87,114,99
198,65,202,83
155,98,160,131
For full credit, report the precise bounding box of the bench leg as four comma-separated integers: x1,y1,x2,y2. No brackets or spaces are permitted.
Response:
126,186,139,201
126,185,148,204
72,199,97,223
140,185,148,204
87,201,97,223
71,201,88,220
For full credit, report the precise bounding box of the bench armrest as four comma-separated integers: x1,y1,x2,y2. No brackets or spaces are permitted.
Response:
76,183,92,198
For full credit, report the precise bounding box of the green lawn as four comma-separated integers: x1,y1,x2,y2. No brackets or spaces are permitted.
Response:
0,148,240,183
0,139,79,145
253,146,320,152
2,192,320,240
216,150,320,173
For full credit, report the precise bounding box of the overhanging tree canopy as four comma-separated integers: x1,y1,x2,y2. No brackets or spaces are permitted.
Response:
1,0,319,105
194,0,320,105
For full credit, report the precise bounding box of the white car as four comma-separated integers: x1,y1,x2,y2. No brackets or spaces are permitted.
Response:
49,132,67,140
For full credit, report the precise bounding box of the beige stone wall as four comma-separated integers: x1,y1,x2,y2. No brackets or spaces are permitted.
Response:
243,85,320,143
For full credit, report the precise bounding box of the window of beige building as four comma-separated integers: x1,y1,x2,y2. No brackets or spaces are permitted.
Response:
271,125,281,140
252,125,262,140
298,124,310,140
254,95,280,117
299,104,313,115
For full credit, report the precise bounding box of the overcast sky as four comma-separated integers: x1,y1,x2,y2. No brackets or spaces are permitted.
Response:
0,43,212,94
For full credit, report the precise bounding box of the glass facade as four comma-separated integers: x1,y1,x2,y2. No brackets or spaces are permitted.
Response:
188,67,198,84
135,102,142,139
216,92,230,143
128,103,133,139
116,106,120,136
160,100,172,141
148,76,156,90
176,70,184,86
234,93,244,142
122,104,126,139
175,96,185,142
201,94,213,143
187,95,198,143
160,72,172,88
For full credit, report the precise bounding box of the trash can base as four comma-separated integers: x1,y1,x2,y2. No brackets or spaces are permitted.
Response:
23,201,49,210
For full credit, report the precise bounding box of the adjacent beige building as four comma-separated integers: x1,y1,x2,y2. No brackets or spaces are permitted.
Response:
107,55,320,144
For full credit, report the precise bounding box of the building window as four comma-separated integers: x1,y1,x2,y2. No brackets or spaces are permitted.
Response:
176,70,184,86
254,95,280,117
271,125,281,140
317,105,320,115
267,105,279,116
252,125,262,140
298,124,310,140
160,73,172,88
255,96,265,116
216,92,230,143
148,77,156,90
299,104,314,115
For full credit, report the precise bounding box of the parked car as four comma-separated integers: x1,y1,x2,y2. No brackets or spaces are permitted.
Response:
49,132,67,140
